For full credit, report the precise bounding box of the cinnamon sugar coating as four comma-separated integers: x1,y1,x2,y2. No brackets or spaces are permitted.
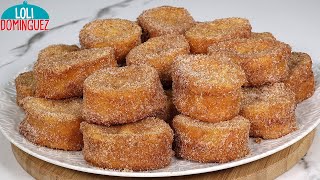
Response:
80,117,174,171
82,65,167,126
173,115,250,163
138,6,195,38
15,71,35,106
19,97,83,150
126,35,190,85
37,44,80,64
172,54,245,123
79,19,142,63
173,85,242,123
240,83,297,139
283,52,315,103
185,17,252,53
172,54,246,95
208,35,291,86
34,47,117,99
251,32,276,40
153,90,179,124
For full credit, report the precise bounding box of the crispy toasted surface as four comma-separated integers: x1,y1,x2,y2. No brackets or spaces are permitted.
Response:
138,6,195,38
251,32,276,40
35,47,116,74
15,71,35,106
173,85,242,123
209,36,289,57
172,54,246,95
208,35,291,86
284,52,315,103
172,54,245,122
173,115,250,163
185,17,252,53
83,65,167,126
79,19,141,62
34,47,117,99
153,90,178,124
126,35,190,85
37,44,80,63
240,83,297,139
19,97,83,150
80,117,174,171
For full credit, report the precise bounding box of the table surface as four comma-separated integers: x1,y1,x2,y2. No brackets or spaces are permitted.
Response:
0,0,319,179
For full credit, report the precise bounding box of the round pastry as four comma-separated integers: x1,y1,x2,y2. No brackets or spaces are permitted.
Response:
37,44,80,64
172,54,246,123
240,83,297,139
80,117,174,171
82,65,167,126
19,97,83,151
126,34,190,86
283,52,315,103
79,18,142,63
34,47,117,99
137,6,195,38
173,114,250,163
208,35,291,86
15,71,35,106
185,17,252,54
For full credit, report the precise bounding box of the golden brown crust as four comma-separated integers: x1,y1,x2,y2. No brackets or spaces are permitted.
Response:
126,35,190,85
137,6,195,38
172,54,245,122
82,65,167,126
80,117,174,171
152,90,178,124
15,71,35,106
185,17,252,54
208,35,291,86
283,52,315,103
17,45,78,102
79,19,142,63
173,85,242,123
251,32,276,40
240,83,297,139
249,117,297,139
173,115,250,163
172,54,246,95
19,97,83,151
37,44,80,64
34,47,117,99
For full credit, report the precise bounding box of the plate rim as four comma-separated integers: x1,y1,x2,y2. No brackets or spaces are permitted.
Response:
1,113,319,177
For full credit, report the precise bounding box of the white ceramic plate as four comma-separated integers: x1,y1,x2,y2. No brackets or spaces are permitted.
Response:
0,65,320,178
